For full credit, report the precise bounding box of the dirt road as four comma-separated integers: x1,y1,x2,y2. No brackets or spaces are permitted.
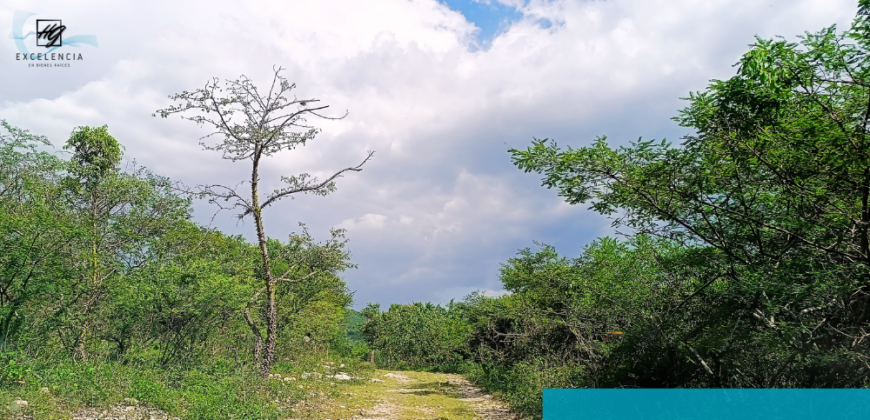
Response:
290,369,520,420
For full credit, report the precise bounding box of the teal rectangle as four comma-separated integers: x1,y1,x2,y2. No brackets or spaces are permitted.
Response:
544,389,870,420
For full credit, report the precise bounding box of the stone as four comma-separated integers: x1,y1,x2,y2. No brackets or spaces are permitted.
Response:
333,372,352,380
39,387,50,394
9,399,28,412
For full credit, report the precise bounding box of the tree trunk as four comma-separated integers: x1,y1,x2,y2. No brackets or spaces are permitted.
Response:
75,328,88,362
251,154,277,378
243,304,263,366
262,280,277,377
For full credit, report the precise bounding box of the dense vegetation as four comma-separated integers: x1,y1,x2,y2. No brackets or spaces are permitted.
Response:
0,78,370,417
360,5,870,419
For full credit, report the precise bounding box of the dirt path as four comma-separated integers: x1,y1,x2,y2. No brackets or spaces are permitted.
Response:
290,369,520,420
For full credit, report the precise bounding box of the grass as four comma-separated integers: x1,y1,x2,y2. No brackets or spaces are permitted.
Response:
0,351,377,420
1,349,516,419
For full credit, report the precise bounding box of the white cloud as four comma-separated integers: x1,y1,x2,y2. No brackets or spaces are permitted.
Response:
337,213,389,230
0,0,857,307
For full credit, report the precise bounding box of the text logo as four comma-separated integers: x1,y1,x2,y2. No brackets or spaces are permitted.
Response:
35,19,65,48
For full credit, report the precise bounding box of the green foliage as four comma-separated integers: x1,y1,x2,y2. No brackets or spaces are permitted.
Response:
0,118,359,417
464,359,581,417
0,351,32,385
108,222,254,366
268,225,356,339
0,357,368,419
63,125,122,191
0,121,74,350
345,309,367,344
362,302,470,369
508,5,870,389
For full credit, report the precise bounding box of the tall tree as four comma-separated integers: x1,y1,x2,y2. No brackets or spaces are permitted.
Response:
62,125,122,360
509,4,870,386
57,125,189,361
155,67,373,376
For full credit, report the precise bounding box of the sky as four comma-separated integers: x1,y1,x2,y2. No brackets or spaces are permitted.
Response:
0,0,859,309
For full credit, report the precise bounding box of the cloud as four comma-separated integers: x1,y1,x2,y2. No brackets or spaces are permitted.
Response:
0,0,858,308
337,213,389,230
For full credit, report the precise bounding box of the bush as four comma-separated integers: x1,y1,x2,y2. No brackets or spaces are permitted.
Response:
361,302,470,369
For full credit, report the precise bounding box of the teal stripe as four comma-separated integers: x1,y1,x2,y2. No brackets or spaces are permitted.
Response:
544,389,870,419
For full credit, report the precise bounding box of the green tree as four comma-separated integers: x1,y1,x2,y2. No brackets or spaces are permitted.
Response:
109,221,254,366
0,121,76,351
248,225,356,361
61,126,123,360
56,125,189,361
509,4,870,386
361,301,470,369
64,125,122,190
155,67,373,376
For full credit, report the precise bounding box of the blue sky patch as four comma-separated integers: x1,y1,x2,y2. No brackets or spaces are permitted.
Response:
440,0,524,48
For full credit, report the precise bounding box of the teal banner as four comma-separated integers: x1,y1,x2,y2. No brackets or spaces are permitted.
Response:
544,389,870,419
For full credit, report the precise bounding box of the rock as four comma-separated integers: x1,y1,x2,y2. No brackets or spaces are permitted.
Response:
333,373,352,380
124,397,139,406
382,372,412,382
301,372,322,379
9,399,28,412
322,365,334,369
339,363,346,368
283,377,296,382
39,387,50,394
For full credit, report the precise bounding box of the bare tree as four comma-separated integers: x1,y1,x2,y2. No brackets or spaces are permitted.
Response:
154,66,373,376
